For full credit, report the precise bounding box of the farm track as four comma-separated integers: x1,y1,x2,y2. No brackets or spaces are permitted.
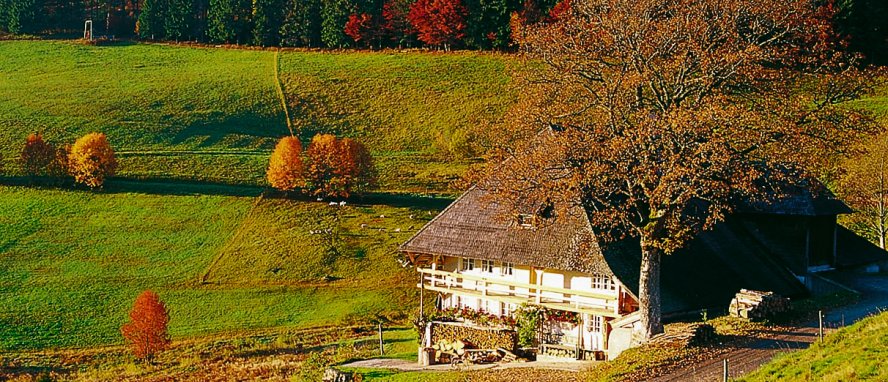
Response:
651,273,888,381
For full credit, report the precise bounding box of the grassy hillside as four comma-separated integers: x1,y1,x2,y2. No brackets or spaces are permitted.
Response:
740,311,888,382
0,185,435,351
0,41,515,193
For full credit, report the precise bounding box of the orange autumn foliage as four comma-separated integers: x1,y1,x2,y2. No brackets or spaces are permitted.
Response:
121,290,171,360
68,133,118,188
305,134,376,198
266,136,305,191
20,133,55,177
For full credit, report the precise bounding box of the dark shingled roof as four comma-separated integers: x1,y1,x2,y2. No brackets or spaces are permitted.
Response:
602,218,809,315
738,185,852,216
399,186,611,275
836,226,888,268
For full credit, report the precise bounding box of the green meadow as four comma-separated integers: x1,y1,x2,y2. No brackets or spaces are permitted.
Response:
0,185,435,351
0,40,515,194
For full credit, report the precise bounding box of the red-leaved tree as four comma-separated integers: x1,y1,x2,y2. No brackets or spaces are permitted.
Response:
345,13,381,48
20,133,56,178
408,0,468,50
305,134,377,198
121,290,171,361
383,0,415,47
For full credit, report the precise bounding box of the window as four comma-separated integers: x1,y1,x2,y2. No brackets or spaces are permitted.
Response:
590,315,603,332
461,258,475,271
592,273,615,290
501,262,514,276
480,259,494,273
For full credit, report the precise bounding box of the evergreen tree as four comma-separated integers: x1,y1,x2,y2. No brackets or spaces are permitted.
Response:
165,0,193,40
207,0,249,43
3,0,42,33
465,0,516,49
320,0,352,47
279,0,321,46
251,0,283,45
138,0,166,38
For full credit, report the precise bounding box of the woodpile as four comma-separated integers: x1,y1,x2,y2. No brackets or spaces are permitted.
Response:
430,340,503,364
729,289,790,321
430,322,518,351
649,323,716,348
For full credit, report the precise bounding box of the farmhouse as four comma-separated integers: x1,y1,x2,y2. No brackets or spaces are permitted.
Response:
400,182,888,360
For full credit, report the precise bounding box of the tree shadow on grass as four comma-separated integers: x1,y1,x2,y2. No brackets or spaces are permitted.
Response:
0,176,454,209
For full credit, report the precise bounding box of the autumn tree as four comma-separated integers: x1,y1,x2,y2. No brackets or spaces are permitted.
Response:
121,290,171,361
344,13,380,47
840,131,888,249
68,133,118,189
20,133,56,178
408,0,468,50
305,134,376,198
382,0,414,47
267,135,305,191
489,0,879,341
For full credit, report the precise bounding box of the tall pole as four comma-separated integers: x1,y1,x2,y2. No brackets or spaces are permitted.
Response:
723,359,729,382
378,322,385,355
819,310,824,343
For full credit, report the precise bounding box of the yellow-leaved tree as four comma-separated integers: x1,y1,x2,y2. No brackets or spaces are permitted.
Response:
267,136,305,191
68,133,118,189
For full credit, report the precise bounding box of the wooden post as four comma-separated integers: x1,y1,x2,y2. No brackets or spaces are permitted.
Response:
819,311,824,342
723,359,729,382
419,271,425,317
378,322,385,355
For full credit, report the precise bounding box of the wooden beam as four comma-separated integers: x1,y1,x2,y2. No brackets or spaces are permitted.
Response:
418,268,618,301
419,284,621,318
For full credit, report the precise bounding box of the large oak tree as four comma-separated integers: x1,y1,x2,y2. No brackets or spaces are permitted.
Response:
485,0,881,341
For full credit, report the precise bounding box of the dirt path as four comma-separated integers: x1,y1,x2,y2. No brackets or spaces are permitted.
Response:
340,358,594,373
652,273,888,382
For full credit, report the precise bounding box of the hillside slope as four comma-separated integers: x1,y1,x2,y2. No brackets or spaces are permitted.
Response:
739,311,888,381
0,41,515,193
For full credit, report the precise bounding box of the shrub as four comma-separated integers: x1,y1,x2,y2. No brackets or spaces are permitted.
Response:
121,290,171,361
267,136,305,191
20,132,55,178
305,134,376,198
68,133,117,189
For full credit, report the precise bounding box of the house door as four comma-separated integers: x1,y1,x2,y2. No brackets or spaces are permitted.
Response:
583,315,605,350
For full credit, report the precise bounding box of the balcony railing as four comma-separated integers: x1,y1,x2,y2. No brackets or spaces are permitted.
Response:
417,268,621,318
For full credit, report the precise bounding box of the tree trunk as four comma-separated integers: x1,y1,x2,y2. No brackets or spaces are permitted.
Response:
638,237,664,341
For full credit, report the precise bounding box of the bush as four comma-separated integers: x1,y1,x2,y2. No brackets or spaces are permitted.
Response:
304,134,376,198
20,132,55,177
68,133,118,188
266,136,305,191
121,290,171,361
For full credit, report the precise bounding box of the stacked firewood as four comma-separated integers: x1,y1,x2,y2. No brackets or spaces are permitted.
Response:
649,323,716,348
729,289,790,321
430,322,517,350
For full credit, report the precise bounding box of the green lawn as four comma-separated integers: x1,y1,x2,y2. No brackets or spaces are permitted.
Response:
0,185,435,351
739,311,888,382
0,41,515,194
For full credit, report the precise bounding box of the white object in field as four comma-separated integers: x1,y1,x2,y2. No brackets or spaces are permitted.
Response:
339,201,346,206
329,201,338,206
83,20,93,41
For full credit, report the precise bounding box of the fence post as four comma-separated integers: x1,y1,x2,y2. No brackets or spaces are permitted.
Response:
378,322,385,355
819,310,824,343
723,359,729,382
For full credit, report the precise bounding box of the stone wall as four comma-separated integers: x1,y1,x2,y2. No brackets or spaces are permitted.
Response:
430,322,518,351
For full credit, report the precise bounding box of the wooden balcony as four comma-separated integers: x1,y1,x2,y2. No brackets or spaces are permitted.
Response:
417,268,621,318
